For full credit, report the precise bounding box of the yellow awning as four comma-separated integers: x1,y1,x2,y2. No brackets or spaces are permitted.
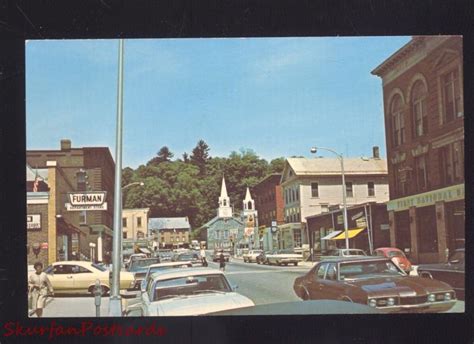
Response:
332,228,365,240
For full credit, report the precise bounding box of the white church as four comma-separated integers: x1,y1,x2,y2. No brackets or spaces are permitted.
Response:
201,177,259,253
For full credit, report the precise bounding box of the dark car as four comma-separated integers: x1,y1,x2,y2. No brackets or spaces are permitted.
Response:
293,257,456,313
211,250,230,262
417,248,465,300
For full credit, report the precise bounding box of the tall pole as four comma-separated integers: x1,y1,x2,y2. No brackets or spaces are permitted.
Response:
340,155,350,251
109,39,124,316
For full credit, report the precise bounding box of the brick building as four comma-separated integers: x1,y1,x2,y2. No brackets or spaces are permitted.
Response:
252,174,285,251
26,139,115,265
372,36,464,263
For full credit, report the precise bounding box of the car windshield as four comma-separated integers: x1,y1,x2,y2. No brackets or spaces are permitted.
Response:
339,261,404,280
153,274,231,301
91,263,107,272
387,250,405,258
130,258,160,270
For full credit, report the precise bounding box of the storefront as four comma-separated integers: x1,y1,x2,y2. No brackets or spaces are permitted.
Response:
387,183,465,263
276,223,303,250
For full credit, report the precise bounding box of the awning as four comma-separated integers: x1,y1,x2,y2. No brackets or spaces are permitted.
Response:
332,228,365,240
321,231,342,240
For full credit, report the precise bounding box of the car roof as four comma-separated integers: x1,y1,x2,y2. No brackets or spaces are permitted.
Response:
318,257,389,264
52,261,97,267
148,262,192,268
150,267,223,280
375,247,402,251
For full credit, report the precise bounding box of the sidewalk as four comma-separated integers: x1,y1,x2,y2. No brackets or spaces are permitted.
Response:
38,296,110,318
232,255,314,268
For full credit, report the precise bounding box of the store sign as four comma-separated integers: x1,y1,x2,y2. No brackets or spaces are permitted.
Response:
66,192,108,211
387,183,464,212
380,224,390,231
27,214,41,230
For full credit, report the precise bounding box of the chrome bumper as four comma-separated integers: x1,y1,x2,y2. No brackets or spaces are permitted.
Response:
378,300,457,313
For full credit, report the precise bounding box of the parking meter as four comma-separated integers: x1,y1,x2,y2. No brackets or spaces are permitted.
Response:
93,279,102,317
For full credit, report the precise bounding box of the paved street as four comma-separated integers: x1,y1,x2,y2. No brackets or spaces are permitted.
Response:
36,257,464,317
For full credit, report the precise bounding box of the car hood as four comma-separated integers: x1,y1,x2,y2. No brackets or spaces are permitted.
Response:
344,276,454,296
152,292,255,316
418,262,464,272
268,254,301,258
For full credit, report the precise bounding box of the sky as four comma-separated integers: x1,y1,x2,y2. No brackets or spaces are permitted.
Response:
26,36,411,168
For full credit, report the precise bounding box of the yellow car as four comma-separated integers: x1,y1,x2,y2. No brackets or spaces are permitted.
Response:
43,261,134,296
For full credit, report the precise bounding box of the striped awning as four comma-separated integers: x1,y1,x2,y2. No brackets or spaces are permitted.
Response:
332,228,365,240
321,231,342,240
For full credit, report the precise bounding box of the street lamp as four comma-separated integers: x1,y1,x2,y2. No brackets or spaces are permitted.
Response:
122,181,144,191
310,146,349,251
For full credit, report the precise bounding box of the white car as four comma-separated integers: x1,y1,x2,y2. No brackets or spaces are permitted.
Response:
125,267,254,316
242,250,263,263
266,249,303,266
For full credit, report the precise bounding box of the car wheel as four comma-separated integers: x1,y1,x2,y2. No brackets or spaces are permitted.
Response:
294,262,298,266
284,263,288,266
276,261,281,266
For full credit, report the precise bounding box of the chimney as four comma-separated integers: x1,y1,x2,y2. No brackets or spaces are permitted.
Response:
373,146,380,159
61,139,71,151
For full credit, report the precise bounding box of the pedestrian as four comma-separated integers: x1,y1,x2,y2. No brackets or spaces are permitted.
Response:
200,247,208,267
219,250,226,272
28,262,54,317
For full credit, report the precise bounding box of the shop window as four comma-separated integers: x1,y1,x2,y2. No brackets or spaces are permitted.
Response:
391,95,405,147
415,155,428,191
293,229,302,247
417,206,438,253
411,81,428,137
345,182,353,198
137,217,142,227
441,69,462,123
368,182,375,197
311,183,319,198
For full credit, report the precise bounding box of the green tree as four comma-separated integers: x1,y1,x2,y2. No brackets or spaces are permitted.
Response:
147,146,174,165
190,139,210,175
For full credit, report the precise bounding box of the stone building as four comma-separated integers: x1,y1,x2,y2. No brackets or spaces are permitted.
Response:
372,36,464,263
148,217,191,249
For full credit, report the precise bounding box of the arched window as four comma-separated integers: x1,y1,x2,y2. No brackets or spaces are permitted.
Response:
391,95,405,147
412,81,428,137
247,201,252,210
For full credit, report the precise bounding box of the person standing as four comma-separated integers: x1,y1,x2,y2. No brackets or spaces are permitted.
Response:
219,250,226,272
28,262,54,317
200,247,208,267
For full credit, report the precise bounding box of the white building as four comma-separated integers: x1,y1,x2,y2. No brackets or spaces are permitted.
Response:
122,208,150,240
279,148,389,249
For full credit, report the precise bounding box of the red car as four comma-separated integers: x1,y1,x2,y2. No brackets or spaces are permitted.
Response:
373,247,412,273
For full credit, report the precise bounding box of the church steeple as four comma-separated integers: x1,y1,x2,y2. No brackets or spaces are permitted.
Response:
218,176,232,218
243,187,255,212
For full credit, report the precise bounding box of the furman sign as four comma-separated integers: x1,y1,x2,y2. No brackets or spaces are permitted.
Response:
66,192,107,211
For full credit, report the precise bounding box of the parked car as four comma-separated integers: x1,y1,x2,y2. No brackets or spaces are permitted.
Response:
242,250,263,263
43,261,134,296
156,250,173,262
320,249,368,260
126,261,193,293
417,248,465,300
373,247,412,273
128,258,161,273
124,267,255,316
211,250,230,262
293,257,456,313
256,251,271,265
172,252,203,266
266,248,303,266
124,253,148,269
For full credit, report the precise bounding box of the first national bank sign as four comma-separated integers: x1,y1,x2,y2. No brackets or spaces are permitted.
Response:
66,192,108,211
